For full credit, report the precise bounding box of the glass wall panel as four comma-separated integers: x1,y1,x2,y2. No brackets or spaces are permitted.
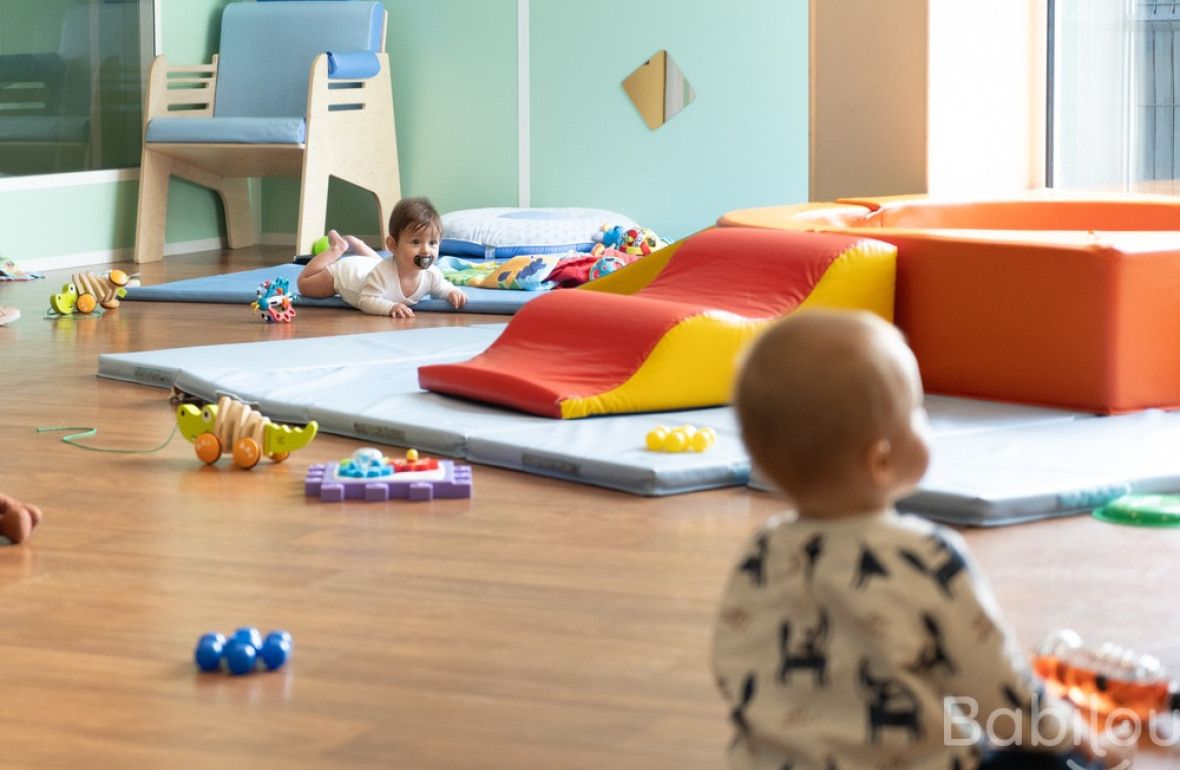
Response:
0,0,152,176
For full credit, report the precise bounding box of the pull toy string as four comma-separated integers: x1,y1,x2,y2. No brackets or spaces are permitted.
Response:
35,425,178,454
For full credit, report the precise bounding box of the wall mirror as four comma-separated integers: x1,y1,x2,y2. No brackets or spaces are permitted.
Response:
0,0,153,177
622,50,696,131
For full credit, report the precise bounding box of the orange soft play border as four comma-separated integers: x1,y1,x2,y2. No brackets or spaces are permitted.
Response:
719,193,1180,414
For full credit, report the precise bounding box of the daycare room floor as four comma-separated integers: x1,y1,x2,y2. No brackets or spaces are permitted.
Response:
1,246,1178,769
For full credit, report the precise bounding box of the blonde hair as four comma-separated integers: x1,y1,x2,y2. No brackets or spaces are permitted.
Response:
735,310,916,497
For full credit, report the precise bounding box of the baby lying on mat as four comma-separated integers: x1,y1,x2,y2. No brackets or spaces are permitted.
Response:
297,196,467,318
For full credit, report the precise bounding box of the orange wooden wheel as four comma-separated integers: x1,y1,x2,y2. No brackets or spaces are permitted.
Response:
269,451,289,464
76,294,98,314
232,437,262,469
194,433,221,465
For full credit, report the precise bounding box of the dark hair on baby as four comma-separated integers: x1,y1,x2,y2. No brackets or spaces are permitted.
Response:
388,196,442,242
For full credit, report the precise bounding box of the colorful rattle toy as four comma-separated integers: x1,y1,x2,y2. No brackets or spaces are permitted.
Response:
646,424,717,453
195,627,292,676
592,224,666,258
49,269,130,315
176,395,318,469
305,447,473,502
252,277,298,323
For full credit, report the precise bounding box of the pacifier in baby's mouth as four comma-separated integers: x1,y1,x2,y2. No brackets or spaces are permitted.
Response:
413,255,434,269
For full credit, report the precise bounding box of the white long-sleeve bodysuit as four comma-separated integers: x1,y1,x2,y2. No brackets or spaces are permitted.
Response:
327,255,458,316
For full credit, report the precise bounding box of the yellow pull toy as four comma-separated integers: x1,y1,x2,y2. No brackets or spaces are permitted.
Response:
176,395,318,469
49,270,130,315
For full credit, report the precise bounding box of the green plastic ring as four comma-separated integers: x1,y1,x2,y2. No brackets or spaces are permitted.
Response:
1092,494,1180,527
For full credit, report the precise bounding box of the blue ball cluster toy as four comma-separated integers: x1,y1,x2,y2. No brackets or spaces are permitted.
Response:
194,627,292,675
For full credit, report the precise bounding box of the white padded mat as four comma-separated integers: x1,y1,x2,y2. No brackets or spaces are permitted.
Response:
99,324,748,495
98,328,1180,520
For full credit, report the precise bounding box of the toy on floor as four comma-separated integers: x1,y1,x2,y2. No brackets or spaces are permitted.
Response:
305,447,473,502
0,492,42,545
646,424,717,453
592,224,666,258
177,395,318,469
0,257,45,282
1092,494,1180,527
587,254,626,281
251,277,298,323
49,269,130,315
1032,628,1178,720
195,627,292,675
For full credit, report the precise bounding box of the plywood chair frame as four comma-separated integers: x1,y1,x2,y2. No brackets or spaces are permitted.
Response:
133,9,399,263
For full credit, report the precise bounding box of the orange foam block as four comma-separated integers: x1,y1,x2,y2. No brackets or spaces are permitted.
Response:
720,193,1180,413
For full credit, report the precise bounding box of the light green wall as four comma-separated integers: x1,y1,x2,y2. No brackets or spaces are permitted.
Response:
263,0,518,237
530,1,808,239
0,0,809,261
267,0,808,241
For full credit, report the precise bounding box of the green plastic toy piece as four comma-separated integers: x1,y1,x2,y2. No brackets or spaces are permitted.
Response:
311,235,331,256
1092,495,1180,527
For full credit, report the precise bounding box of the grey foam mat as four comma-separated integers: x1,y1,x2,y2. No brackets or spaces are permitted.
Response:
98,328,1180,518
99,324,749,496
123,263,541,315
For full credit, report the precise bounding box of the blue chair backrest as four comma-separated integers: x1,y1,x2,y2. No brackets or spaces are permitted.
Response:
214,1,384,119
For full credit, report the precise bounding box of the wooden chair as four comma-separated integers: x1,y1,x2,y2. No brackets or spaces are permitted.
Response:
133,1,400,263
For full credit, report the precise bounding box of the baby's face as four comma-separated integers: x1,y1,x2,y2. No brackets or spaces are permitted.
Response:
387,225,440,270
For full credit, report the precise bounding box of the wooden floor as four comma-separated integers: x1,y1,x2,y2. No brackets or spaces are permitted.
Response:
1,247,1177,769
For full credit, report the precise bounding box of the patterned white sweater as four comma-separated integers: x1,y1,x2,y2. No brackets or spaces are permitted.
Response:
712,510,1079,770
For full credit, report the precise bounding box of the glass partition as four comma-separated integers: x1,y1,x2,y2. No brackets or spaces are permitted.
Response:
1052,0,1179,195
0,0,153,177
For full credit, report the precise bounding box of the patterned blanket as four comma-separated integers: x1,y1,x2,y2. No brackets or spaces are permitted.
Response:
437,254,563,291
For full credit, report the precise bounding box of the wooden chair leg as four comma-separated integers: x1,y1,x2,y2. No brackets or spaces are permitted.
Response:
295,168,330,256
133,148,172,264
219,178,256,249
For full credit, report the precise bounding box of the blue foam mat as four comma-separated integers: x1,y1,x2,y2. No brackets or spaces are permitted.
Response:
96,327,1180,519
123,262,541,315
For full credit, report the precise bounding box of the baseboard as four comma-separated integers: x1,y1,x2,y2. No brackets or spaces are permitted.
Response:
20,248,133,273
163,237,226,257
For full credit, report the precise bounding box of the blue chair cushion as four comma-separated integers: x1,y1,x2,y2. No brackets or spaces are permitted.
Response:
214,1,383,119
327,51,380,79
146,116,307,144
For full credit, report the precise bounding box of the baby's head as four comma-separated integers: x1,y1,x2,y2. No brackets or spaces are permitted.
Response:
386,197,442,269
735,309,930,518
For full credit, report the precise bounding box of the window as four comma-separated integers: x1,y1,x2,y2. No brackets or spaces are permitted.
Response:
1052,0,1180,194
0,0,153,177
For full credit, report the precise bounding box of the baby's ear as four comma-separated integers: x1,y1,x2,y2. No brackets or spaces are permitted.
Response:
865,438,894,488
385,235,397,252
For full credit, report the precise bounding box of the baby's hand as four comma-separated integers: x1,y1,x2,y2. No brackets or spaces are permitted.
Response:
448,289,468,310
389,303,415,319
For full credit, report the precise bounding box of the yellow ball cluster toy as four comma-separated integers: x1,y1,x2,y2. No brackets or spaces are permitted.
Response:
645,424,717,453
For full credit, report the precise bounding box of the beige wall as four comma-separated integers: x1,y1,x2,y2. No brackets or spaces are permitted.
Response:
810,0,928,200
810,0,1047,201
